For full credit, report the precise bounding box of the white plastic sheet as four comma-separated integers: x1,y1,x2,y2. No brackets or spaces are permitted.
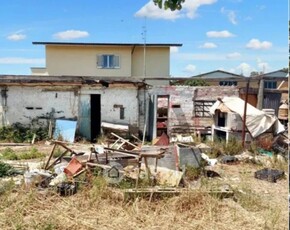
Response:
210,97,285,138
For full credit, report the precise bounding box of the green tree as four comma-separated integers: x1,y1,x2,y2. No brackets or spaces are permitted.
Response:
173,79,210,86
153,0,185,10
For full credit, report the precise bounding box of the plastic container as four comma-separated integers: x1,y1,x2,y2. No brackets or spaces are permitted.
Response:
63,157,83,177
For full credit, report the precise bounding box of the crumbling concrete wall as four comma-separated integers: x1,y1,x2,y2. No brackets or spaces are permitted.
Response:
0,86,79,127
142,85,239,139
79,85,139,140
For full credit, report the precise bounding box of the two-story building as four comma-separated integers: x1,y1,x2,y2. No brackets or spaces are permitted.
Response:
31,42,182,85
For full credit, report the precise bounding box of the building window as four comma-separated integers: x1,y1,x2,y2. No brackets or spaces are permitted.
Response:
219,81,237,86
264,81,277,89
194,100,215,117
120,107,125,120
97,54,120,69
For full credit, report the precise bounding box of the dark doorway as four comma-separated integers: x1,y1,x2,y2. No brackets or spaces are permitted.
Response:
156,95,169,137
217,112,226,127
90,94,101,142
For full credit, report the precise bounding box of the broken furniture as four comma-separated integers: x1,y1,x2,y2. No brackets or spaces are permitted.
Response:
44,141,80,170
110,132,138,150
135,149,166,188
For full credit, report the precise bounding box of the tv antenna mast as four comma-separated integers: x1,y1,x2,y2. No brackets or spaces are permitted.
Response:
142,18,147,77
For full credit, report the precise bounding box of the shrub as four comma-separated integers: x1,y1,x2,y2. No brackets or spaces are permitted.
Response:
0,161,15,177
0,123,48,143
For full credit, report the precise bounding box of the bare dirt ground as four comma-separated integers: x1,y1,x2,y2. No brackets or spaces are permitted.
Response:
0,143,288,230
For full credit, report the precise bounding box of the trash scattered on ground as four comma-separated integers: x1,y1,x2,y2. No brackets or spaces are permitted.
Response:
219,155,239,164
254,168,285,183
57,181,77,196
201,153,217,166
0,128,287,203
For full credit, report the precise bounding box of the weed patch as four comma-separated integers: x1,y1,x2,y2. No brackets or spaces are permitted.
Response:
206,138,243,157
0,123,48,143
0,161,16,177
0,147,45,160
234,187,267,212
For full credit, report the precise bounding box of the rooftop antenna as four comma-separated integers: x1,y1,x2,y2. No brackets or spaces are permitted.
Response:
262,64,265,74
142,17,147,77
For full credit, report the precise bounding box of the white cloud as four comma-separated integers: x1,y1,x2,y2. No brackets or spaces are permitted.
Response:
257,58,270,72
183,64,196,73
135,1,180,20
53,30,89,40
7,33,26,41
226,52,241,59
221,7,237,25
170,47,179,53
199,42,217,48
236,62,252,76
0,57,45,64
206,30,235,38
246,39,272,50
182,0,217,19
135,0,217,20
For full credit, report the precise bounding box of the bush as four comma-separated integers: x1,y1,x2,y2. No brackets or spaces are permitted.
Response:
0,123,48,143
0,161,15,177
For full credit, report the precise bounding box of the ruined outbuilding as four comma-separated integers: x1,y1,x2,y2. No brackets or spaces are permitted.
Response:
0,75,241,143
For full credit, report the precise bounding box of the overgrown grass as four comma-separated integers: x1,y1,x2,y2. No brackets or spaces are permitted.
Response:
206,138,244,158
0,161,16,177
267,155,288,172
0,174,287,230
184,164,204,181
0,147,45,160
234,187,267,212
0,122,48,143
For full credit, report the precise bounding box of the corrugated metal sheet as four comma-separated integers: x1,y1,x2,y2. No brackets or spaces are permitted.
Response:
263,93,281,115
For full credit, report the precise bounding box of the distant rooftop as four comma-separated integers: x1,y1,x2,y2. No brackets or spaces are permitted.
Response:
32,41,182,47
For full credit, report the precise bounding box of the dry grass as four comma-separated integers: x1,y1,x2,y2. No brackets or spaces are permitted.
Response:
0,144,288,230
0,172,287,230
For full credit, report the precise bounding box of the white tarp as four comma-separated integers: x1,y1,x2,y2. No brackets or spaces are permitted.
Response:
210,97,285,138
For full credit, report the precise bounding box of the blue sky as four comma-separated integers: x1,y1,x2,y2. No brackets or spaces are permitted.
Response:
0,0,288,77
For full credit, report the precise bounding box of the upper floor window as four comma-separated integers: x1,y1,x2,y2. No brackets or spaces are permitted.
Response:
219,81,237,86
97,54,120,69
264,81,277,89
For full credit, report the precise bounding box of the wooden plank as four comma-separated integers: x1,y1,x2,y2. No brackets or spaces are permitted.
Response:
104,147,139,157
44,143,57,170
46,149,69,170
110,132,138,148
